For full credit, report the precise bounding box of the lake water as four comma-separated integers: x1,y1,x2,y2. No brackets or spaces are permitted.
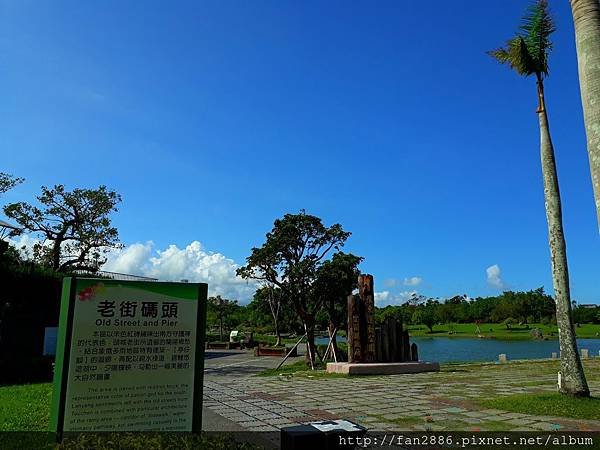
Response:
315,336,600,363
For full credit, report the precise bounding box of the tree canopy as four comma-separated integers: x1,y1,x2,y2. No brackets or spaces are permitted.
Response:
237,210,352,364
4,184,122,272
488,0,555,79
0,173,24,198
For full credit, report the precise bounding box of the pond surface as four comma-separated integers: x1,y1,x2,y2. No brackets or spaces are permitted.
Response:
413,337,600,363
315,335,600,363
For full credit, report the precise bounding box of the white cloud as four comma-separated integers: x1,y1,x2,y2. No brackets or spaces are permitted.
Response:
374,290,418,307
374,291,390,305
9,235,257,303
104,242,153,274
8,234,41,258
105,240,257,303
486,264,504,289
383,278,398,288
403,276,423,287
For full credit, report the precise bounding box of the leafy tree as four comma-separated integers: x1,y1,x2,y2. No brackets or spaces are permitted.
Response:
237,211,351,366
411,309,423,326
570,0,600,230
375,305,405,325
207,295,239,341
489,0,589,396
0,173,24,198
4,185,122,272
573,305,600,324
503,317,516,330
244,296,273,330
421,300,438,333
312,252,362,360
405,293,427,307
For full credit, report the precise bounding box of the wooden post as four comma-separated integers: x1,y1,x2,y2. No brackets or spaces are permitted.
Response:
411,343,418,362
389,317,398,362
358,274,376,362
381,320,389,362
397,320,405,362
347,294,361,363
375,326,382,362
347,274,377,363
402,330,410,362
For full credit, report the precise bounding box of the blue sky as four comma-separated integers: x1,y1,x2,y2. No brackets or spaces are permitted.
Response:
2,1,599,304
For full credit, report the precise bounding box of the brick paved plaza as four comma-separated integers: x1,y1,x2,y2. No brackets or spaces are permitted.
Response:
202,350,600,447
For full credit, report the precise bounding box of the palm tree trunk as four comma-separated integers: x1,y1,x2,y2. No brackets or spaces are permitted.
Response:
570,0,600,231
537,79,590,397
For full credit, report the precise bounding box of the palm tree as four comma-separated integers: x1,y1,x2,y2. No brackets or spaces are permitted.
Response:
488,0,589,397
570,0,600,230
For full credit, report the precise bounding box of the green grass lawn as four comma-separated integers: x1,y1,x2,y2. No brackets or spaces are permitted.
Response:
0,383,261,449
478,393,600,421
256,360,347,378
0,382,52,431
251,333,297,346
407,322,600,340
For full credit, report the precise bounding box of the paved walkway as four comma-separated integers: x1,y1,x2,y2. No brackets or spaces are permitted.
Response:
202,350,600,447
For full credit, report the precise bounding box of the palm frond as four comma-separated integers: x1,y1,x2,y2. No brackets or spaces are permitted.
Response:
488,0,555,78
488,37,536,77
519,0,555,76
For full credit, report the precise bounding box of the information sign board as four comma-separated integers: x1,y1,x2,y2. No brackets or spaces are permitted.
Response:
50,277,207,435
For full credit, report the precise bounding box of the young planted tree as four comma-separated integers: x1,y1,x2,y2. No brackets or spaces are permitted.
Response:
207,295,238,342
312,252,363,361
489,0,589,396
570,0,600,230
237,211,351,367
3,184,122,272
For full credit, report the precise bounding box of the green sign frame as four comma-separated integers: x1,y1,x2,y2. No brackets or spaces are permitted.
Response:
49,277,207,439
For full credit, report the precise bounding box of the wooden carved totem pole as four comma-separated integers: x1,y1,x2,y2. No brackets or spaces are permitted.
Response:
347,274,419,364
347,274,376,363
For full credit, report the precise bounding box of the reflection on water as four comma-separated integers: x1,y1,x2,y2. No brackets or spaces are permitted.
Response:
315,335,600,363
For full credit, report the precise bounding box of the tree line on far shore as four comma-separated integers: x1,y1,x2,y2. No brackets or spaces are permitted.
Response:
206,288,600,342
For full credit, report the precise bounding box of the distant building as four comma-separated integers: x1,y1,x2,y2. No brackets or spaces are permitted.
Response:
580,304,598,309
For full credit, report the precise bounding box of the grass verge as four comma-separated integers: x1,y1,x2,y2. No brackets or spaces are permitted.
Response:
478,393,600,420
0,383,262,449
0,382,52,431
256,360,346,378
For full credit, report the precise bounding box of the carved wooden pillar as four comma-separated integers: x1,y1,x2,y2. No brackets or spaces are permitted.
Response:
347,294,362,363
358,274,376,362
348,274,377,363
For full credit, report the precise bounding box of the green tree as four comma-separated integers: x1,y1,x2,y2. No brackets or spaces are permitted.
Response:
237,211,351,367
0,173,24,198
411,309,423,326
572,304,600,324
489,0,589,396
207,295,239,341
312,252,362,361
570,0,600,230
503,317,516,330
4,184,122,272
421,300,438,333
